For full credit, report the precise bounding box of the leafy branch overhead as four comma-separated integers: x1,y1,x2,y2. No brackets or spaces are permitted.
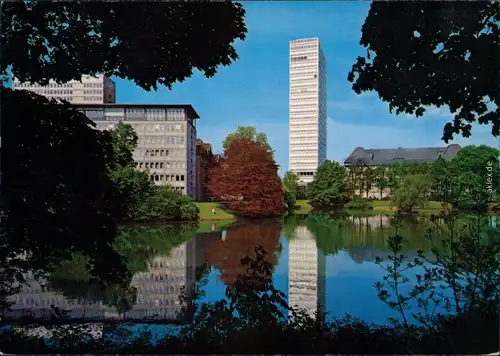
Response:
1,1,247,90
348,1,499,142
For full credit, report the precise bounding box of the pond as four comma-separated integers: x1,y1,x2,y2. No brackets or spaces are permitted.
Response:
4,213,499,332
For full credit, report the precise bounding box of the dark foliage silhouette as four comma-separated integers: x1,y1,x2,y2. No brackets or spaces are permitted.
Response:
348,1,499,141
0,88,129,285
1,1,247,90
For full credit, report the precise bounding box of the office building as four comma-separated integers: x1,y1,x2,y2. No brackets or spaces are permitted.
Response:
289,37,327,185
12,74,116,104
288,226,326,319
76,104,199,198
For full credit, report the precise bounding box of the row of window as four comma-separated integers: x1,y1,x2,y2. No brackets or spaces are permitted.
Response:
15,82,74,88
83,96,102,101
83,90,103,95
84,108,187,121
139,135,185,145
138,161,186,169
83,83,103,88
291,55,308,62
150,174,187,187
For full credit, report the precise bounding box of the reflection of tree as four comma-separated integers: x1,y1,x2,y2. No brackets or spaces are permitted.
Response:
282,215,307,241
306,213,433,260
48,225,196,313
205,220,281,285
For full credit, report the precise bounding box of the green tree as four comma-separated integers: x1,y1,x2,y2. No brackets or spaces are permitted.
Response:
222,126,272,152
448,145,500,210
348,2,499,141
362,166,375,197
282,171,299,196
110,122,139,167
429,158,453,203
308,161,350,210
391,174,432,213
372,165,389,199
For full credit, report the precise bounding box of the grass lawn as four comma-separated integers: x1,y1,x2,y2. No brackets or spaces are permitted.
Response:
295,200,312,215
195,202,236,221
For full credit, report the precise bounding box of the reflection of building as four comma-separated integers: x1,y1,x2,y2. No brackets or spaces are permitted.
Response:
12,74,116,104
122,240,195,320
288,226,326,318
289,38,328,186
75,104,200,198
195,139,215,201
6,236,206,322
349,215,390,229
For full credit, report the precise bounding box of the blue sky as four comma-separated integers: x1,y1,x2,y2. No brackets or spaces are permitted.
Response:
116,2,498,176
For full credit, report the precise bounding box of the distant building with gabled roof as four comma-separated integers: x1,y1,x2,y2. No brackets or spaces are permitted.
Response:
344,144,461,167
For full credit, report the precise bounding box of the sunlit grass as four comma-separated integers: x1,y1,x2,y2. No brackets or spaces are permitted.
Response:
195,202,236,221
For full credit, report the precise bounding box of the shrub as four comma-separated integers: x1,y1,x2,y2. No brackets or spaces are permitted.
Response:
346,196,373,210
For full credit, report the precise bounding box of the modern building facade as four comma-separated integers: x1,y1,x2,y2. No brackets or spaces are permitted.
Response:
12,74,116,104
289,37,328,185
288,226,326,319
76,104,199,198
195,139,216,202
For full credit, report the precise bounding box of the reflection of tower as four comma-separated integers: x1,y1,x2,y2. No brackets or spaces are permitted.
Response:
288,226,326,318
127,238,200,321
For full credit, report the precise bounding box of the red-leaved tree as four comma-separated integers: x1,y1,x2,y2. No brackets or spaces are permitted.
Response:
208,138,284,217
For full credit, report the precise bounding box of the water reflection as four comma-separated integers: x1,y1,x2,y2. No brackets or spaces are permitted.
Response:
288,226,326,318
205,220,281,285
4,214,498,325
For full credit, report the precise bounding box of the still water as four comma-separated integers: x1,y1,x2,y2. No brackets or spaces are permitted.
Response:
5,213,499,329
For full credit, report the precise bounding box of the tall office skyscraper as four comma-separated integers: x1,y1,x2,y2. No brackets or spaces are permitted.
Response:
289,38,327,185
12,74,116,104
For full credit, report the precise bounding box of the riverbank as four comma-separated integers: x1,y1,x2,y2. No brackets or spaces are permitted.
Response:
195,200,500,222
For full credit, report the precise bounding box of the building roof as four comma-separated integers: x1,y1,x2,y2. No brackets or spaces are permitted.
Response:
74,103,200,119
344,144,461,166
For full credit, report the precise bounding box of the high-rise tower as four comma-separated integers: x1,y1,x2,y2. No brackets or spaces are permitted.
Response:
289,38,327,185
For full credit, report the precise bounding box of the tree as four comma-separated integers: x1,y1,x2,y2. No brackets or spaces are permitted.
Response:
110,122,138,167
282,171,299,196
222,126,272,152
307,160,350,210
107,122,156,220
348,2,499,142
372,165,389,200
362,166,375,198
282,171,299,211
208,139,283,217
429,158,453,203
448,145,500,209
1,1,247,90
391,174,432,213
0,89,129,284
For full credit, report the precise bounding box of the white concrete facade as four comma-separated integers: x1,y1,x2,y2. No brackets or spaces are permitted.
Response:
289,38,327,185
12,74,116,104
